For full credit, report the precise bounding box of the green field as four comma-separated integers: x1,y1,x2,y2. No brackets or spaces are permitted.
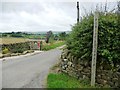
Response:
0,38,28,44
42,41,65,51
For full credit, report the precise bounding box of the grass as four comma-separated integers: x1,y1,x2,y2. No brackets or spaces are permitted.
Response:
0,37,28,44
47,63,100,88
47,73,93,88
42,41,65,51
47,72,112,89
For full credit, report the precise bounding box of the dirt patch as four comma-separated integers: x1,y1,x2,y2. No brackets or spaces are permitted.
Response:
49,62,61,74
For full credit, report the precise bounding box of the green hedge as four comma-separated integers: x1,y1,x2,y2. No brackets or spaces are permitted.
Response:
67,12,120,70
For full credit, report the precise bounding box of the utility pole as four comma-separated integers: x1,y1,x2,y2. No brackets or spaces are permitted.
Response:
105,0,107,15
77,1,79,23
91,9,98,86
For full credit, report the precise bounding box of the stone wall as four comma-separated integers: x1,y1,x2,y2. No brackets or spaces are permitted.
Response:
1,41,42,53
2,42,31,53
60,48,120,88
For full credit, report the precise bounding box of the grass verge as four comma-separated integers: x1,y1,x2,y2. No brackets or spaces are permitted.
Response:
47,72,95,88
42,41,65,51
47,62,101,88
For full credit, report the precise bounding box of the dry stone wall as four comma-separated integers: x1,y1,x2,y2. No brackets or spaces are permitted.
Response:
1,41,42,58
1,41,41,53
2,42,31,53
60,48,120,88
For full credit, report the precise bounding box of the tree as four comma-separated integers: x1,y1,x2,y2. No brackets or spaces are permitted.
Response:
59,32,67,40
46,31,53,43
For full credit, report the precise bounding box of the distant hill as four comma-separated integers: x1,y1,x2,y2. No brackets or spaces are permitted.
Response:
21,31,71,35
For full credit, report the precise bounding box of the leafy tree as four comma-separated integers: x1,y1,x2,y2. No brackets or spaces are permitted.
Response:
46,31,54,43
54,35,59,40
59,32,67,40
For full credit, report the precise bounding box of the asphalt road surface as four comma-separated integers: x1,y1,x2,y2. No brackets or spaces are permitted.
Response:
2,48,62,88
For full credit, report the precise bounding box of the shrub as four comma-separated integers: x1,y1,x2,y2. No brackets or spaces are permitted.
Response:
67,12,120,70
2,48,9,54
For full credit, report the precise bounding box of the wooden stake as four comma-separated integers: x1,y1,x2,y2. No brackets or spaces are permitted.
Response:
91,10,98,86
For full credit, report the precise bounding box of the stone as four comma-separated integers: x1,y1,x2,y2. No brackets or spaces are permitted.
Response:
102,80,108,85
112,78,118,82
98,66,103,70
79,73,83,78
108,81,114,87
87,66,91,70
78,66,83,71
23,51,28,55
71,56,74,62
73,57,78,64
64,65,68,68
62,66,66,70
27,50,34,53
62,70,68,73
101,75,108,80
17,53,21,55
97,74,101,79
3,53,11,57
84,61,88,67
72,64,75,68
106,76,111,80
63,59,67,61
11,53,18,56
86,73,91,78
82,75,89,80
68,53,72,60
97,79,107,85
113,73,119,78
83,68,90,73
0,53,3,58
115,82,119,87
68,61,72,66
66,68,69,71
64,61,68,65
80,60,84,65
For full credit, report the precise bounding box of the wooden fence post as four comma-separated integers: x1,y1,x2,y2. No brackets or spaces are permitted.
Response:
91,10,98,86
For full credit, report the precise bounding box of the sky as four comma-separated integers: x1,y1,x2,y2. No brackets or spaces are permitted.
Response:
0,0,118,32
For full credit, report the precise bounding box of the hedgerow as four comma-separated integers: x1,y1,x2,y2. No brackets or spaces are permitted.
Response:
67,12,120,70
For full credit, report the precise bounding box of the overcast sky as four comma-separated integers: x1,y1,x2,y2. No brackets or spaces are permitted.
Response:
0,0,117,32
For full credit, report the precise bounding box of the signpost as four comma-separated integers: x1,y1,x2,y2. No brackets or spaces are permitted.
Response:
91,10,98,86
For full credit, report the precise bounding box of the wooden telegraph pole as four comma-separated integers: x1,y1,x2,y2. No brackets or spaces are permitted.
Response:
105,0,107,15
91,8,98,86
77,1,79,23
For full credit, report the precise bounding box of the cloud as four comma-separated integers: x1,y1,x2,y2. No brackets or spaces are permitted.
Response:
0,1,117,32
0,2,76,32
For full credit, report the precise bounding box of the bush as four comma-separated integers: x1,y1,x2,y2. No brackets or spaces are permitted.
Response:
67,12,120,70
2,48,9,54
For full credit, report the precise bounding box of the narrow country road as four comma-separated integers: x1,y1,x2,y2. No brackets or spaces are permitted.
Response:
2,48,62,88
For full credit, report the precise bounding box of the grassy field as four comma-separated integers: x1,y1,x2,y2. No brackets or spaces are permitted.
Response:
0,37,46,45
0,37,28,44
42,41,65,51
